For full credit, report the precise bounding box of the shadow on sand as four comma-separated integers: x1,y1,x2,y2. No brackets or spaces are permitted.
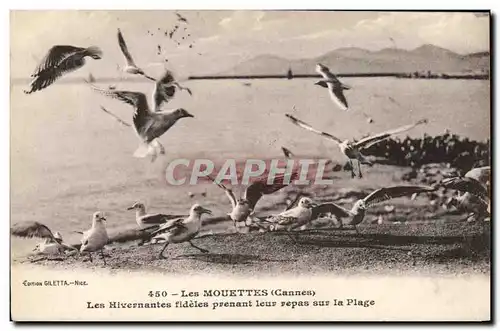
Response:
174,253,297,265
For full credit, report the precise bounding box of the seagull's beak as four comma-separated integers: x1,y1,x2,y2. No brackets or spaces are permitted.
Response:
126,206,135,210
184,111,195,118
201,207,212,215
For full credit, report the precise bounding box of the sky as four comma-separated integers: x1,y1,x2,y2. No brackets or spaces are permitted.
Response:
10,10,490,77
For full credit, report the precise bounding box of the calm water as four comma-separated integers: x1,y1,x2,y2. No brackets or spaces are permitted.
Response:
10,78,490,235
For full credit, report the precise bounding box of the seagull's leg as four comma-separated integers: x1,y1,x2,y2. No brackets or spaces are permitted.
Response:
188,241,209,253
100,249,107,266
88,252,93,263
357,159,363,178
156,140,166,155
348,159,355,178
158,243,169,259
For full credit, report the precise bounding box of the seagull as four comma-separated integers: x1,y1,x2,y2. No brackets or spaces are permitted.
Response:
145,204,212,259
176,13,188,23
314,63,351,111
117,28,155,81
205,172,299,232
270,185,436,235
86,82,194,162
24,45,102,94
127,202,187,230
80,212,109,265
10,221,78,253
441,166,491,220
152,69,192,111
285,113,428,178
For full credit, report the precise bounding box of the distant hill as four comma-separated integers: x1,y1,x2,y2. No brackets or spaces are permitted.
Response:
220,44,490,75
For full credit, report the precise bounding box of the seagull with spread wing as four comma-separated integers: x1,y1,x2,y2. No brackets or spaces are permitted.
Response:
441,166,491,220
10,221,78,253
86,80,194,162
206,172,299,232
24,45,102,94
79,212,109,265
285,113,428,178
117,28,155,81
269,185,437,234
314,63,351,111
144,204,212,259
152,69,192,111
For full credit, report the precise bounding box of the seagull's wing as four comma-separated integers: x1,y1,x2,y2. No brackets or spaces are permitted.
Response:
441,177,489,201
11,221,56,241
284,193,302,211
315,64,341,83
30,45,85,77
363,185,437,208
465,166,491,185
355,119,428,150
140,213,188,225
117,28,137,67
87,83,149,110
150,218,186,237
281,146,294,159
99,106,131,127
328,85,349,111
205,175,237,209
244,171,299,210
311,203,352,220
24,50,89,94
285,114,343,144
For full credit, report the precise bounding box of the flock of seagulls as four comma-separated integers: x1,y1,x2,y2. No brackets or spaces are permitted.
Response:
12,17,491,266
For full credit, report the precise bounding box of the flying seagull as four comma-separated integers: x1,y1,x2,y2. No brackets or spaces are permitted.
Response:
152,69,192,111
285,113,428,178
79,212,109,265
145,204,212,259
24,45,102,94
10,221,78,252
205,172,299,232
270,185,436,235
86,82,194,162
441,166,491,220
176,13,188,23
314,63,351,111
117,28,155,81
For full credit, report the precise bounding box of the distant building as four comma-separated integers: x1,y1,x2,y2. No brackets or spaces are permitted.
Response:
287,67,293,80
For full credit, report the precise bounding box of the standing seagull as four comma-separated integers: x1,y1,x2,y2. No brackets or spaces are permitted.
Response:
117,28,155,81
206,172,299,232
80,212,109,265
24,45,102,94
146,204,212,259
285,113,427,178
86,83,194,162
314,63,351,111
270,185,436,235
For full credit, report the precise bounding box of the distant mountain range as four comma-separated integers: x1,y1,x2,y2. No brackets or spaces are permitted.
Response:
220,44,490,75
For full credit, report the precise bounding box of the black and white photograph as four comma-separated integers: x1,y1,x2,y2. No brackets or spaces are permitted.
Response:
9,9,491,322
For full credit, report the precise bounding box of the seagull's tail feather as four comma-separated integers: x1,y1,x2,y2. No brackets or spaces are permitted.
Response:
133,143,156,158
